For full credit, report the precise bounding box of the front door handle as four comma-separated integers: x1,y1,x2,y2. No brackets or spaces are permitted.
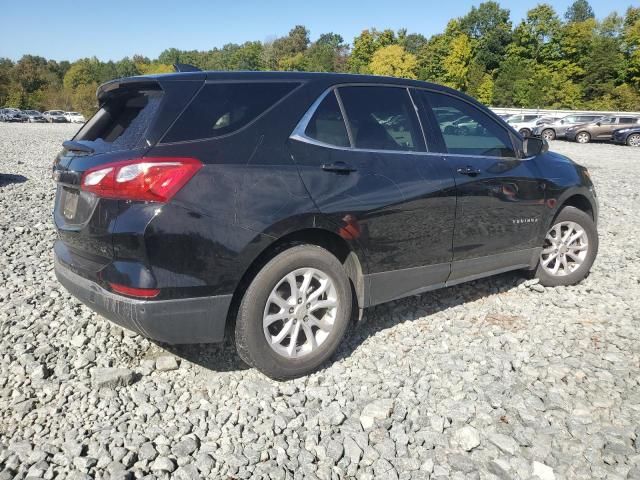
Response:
457,166,481,177
322,161,357,174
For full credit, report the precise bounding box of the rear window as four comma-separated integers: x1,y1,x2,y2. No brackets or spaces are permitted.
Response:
163,82,299,143
75,89,162,153
304,91,350,147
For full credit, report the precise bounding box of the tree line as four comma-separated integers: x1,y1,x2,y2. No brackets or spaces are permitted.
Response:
1,0,639,117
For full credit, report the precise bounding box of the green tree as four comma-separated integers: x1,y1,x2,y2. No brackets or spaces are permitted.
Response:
63,61,96,90
511,4,562,63
442,34,474,89
459,2,512,71
565,0,595,23
369,45,417,79
476,74,495,104
348,28,397,73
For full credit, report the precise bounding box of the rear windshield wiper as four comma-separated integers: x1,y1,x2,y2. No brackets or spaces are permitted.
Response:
63,140,94,154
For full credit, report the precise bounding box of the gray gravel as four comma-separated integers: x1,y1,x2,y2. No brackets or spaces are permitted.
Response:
1,122,639,479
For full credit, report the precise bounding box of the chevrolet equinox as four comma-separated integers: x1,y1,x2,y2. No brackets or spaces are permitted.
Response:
53,71,599,379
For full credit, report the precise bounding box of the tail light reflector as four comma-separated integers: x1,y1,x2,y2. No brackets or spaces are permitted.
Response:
109,283,160,299
81,157,202,202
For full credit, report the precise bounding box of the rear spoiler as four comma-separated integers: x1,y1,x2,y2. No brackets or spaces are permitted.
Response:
173,63,201,72
96,70,205,102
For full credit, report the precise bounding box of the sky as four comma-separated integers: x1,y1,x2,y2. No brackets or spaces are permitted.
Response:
2,0,636,62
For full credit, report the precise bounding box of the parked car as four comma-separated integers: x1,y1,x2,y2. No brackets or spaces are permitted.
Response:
533,114,605,141
2,109,27,122
535,116,562,126
505,114,543,137
566,116,640,143
52,71,599,379
612,125,640,147
64,111,86,123
43,110,68,123
23,110,47,123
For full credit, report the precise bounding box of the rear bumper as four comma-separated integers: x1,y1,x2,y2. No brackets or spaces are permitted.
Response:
55,258,232,344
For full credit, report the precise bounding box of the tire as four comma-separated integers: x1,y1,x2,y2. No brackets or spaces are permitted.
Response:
535,206,598,287
235,245,352,380
575,131,591,144
541,129,556,141
627,133,640,147
519,128,531,137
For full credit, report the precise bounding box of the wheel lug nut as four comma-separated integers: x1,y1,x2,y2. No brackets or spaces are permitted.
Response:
289,307,294,314
297,298,302,304
306,303,310,309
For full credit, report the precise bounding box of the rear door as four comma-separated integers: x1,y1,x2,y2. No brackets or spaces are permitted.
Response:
289,85,457,305
416,89,546,283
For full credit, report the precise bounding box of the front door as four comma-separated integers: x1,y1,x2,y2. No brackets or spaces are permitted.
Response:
417,89,546,283
592,117,620,139
289,85,457,304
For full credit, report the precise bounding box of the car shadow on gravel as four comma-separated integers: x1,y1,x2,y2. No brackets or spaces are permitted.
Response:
160,271,526,376
0,174,27,187
158,340,251,373
334,270,527,362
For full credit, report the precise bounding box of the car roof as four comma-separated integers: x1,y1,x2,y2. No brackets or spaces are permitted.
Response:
98,70,471,99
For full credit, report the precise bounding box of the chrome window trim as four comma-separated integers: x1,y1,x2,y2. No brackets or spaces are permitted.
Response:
290,83,428,155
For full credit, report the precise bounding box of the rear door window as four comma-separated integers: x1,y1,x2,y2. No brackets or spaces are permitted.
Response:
619,117,636,124
75,89,162,153
421,90,516,158
163,82,299,143
337,86,424,151
304,91,350,147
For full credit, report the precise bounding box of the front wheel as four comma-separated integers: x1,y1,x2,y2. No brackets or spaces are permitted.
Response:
535,207,598,287
519,128,532,137
627,133,640,147
576,131,591,144
541,129,556,141
235,245,352,380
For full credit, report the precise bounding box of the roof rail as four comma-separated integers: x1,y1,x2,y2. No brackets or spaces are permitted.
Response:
173,63,201,73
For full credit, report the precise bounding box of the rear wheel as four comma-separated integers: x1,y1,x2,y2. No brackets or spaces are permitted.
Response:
235,245,352,380
535,207,598,287
541,129,556,141
627,133,640,147
576,131,591,144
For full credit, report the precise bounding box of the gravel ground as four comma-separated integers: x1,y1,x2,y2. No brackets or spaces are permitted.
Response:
1,123,639,480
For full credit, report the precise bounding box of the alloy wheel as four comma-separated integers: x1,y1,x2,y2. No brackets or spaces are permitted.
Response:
576,132,590,144
542,129,555,141
263,267,338,358
540,221,589,277
628,134,640,147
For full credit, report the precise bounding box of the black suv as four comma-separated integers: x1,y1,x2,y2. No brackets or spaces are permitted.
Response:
53,71,599,379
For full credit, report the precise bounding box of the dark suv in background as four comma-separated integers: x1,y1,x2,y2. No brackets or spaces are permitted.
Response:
53,71,599,379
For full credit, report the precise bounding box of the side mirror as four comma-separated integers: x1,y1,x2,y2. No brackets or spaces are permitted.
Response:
523,137,548,157
596,122,601,126
560,120,565,124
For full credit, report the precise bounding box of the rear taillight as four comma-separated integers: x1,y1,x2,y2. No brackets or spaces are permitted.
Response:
81,157,202,202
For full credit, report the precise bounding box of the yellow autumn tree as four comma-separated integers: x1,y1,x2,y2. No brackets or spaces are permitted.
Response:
369,45,417,79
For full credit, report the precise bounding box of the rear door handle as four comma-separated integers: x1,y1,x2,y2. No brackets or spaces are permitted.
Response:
457,166,481,177
322,161,357,174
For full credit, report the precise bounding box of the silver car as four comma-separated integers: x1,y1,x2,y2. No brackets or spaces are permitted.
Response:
533,114,605,141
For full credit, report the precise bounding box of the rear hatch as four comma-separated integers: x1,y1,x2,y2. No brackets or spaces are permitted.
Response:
53,74,204,275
